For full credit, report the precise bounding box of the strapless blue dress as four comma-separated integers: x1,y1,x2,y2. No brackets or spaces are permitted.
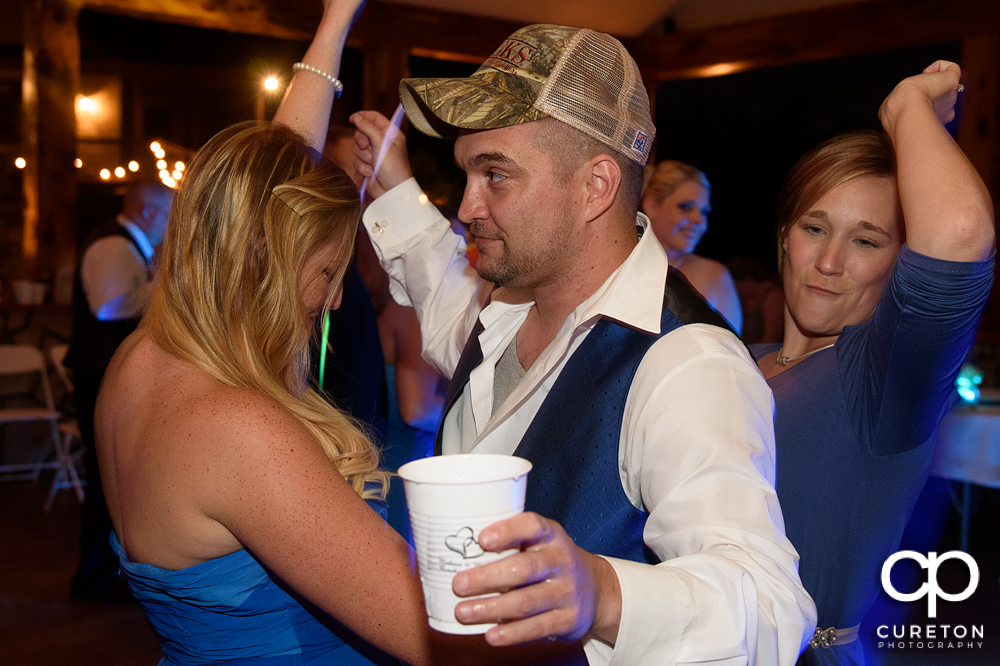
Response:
111,501,401,665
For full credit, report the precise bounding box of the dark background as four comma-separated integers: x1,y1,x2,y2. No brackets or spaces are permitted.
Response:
653,41,962,275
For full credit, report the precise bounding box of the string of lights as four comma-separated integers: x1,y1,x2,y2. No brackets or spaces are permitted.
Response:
14,75,283,188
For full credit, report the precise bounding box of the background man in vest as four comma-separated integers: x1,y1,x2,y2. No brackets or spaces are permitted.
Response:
68,179,173,602
348,24,817,665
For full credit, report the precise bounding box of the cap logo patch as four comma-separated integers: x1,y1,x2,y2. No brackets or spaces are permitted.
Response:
632,131,649,153
492,39,535,67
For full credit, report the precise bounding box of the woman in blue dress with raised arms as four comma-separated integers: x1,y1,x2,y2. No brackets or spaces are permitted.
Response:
753,63,995,666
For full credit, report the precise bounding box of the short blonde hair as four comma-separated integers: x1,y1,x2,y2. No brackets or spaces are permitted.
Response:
642,160,711,205
777,130,895,271
147,121,388,499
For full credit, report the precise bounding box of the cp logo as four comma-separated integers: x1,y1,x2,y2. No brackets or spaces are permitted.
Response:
881,551,979,618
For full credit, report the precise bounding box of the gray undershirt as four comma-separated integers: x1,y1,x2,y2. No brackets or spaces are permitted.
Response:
492,336,526,418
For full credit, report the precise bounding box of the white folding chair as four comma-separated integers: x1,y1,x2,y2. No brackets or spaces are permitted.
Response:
0,345,83,509
47,344,86,510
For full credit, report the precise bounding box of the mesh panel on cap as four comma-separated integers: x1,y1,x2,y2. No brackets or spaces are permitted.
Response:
535,30,654,165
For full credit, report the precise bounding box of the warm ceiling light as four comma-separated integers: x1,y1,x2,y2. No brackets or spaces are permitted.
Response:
14,157,26,169
150,141,162,152
159,169,169,179
172,170,183,180
77,96,96,113
114,166,126,178
264,76,279,91
163,176,177,188
154,149,166,159
695,62,744,78
156,159,167,170
74,158,83,168
128,161,139,172
100,168,111,180
175,161,185,171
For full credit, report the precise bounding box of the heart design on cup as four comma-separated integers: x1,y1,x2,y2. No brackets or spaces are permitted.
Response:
444,527,485,559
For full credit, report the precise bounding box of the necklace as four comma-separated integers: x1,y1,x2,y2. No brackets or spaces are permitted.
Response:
775,343,835,366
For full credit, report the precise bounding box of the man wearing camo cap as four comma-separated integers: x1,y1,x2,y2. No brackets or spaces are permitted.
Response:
353,24,815,664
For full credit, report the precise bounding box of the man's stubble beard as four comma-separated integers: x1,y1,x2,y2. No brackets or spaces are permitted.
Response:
470,200,572,289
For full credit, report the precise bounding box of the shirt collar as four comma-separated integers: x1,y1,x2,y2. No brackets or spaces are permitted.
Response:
117,214,155,262
478,213,668,337
574,212,667,335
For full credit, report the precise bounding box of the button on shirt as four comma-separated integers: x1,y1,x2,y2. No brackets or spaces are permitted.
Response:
363,178,816,665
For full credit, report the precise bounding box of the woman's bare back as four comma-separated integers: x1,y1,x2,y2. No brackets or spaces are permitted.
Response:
97,327,247,569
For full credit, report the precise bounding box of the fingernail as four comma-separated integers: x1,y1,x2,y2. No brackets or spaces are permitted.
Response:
453,573,468,594
479,531,496,549
485,626,503,645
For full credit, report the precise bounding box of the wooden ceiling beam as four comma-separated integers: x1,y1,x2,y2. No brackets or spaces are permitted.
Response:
629,0,1000,83
348,2,520,60
79,0,314,41
80,0,520,61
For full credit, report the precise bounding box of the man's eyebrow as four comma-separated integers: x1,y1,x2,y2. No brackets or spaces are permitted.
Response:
458,152,516,169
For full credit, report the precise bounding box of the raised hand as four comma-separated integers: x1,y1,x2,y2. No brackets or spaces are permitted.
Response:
451,512,621,647
880,60,963,132
879,60,993,263
273,0,367,151
350,110,413,199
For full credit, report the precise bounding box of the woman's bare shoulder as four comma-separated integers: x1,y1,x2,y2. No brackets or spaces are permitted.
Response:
105,331,307,465
678,253,728,279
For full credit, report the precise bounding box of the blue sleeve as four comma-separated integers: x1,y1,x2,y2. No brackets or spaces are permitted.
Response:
838,244,994,456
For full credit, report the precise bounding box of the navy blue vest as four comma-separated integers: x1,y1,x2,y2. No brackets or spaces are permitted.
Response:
437,268,734,564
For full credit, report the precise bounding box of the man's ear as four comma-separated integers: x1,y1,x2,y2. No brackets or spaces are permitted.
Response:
582,155,621,223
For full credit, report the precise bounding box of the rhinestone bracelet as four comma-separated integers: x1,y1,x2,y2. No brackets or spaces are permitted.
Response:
292,62,344,99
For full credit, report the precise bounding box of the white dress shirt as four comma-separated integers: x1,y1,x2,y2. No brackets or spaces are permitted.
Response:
364,178,816,665
80,214,155,321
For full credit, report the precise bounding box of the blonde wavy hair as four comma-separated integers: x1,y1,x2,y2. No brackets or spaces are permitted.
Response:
146,121,388,499
641,160,711,205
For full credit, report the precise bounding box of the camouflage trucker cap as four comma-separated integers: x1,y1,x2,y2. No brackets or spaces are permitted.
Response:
399,24,655,166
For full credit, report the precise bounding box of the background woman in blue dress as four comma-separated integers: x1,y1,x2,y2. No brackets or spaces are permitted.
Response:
641,161,744,332
752,62,995,665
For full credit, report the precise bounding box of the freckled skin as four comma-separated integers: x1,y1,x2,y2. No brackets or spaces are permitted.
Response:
98,328,579,665
96,328,429,663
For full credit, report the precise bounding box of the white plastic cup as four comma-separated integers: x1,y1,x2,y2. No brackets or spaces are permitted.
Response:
398,454,531,634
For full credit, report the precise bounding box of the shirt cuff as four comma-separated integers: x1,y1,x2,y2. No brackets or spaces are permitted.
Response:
593,556,685,666
362,177,444,254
